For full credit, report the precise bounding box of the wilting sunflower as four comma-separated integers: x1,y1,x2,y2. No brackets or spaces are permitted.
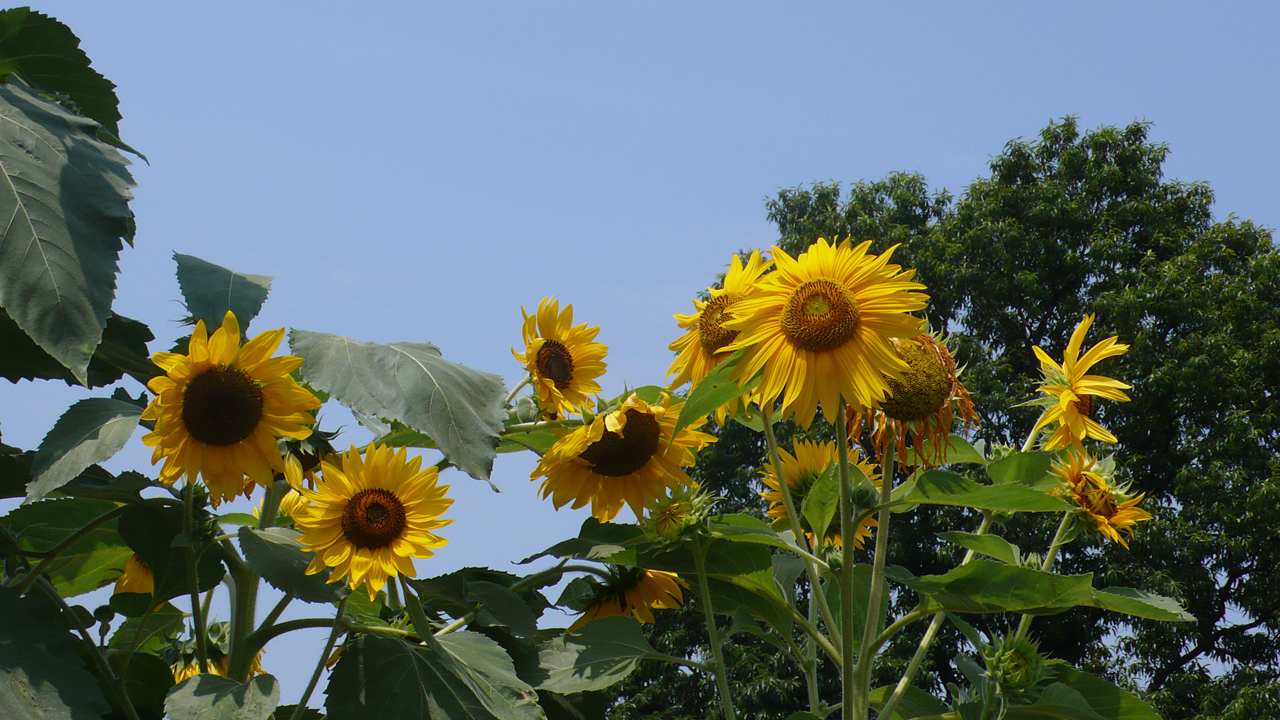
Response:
1052,449,1152,548
532,393,715,523
114,554,154,595
848,333,978,466
1031,314,1131,450
140,312,321,506
290,446,453,598
722,238,928,428
759,440,879,550
667,250,772,424
512,297,608,417
569,567,687,631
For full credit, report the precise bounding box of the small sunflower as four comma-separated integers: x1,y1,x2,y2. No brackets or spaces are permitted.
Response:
512,297,608,417
290,446,453,598
667,250,772,424
722,238,928,428
532,393,716,523
114,554,154,595
759,440,879,550
141,311,321,506
569,567,687,631
1052,449,1152,549
849,333,978,466
642,487,715,543
1031,314,1131,450
171,648,263,683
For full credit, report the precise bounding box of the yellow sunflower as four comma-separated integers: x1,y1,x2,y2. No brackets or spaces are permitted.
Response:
667,250,772,424
171,649,263,683
722,238,928,428
849,333,978,467
113,554,154,595
532,393,716,523
290,446,453,599
569,567,687,631
512,297,608,417
759,440,879,550
140,311,321,506
1052,449,1152,549
1031,314,1131,450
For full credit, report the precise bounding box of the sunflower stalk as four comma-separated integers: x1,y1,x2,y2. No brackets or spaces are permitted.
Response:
183,482,212,674
291,596,349,720
807,585,821,714
853,427,896,720
836,406,859,720
503,373,531,406
1015,512,1075,640
693,533,737,720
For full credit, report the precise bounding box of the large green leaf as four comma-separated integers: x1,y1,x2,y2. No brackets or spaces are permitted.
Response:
237,526,345,604
56,466,154,504
173,253,272,334
290,330,507,482
105,648,175,717
534,616,663,694
1090,587,1194,622
668,347,759,443
0,449,29,499
886,561,1095,615
325,633,543,720
27,397,142,502
1051,666,1162,720
1003,683,1105,720
868,684,949,718
117,500,225,604
987,450,1056,488
520,518,643,565
909,434,987,466
0,8,122,137
0,587,111,719
801,463,840,543
2,496,131,596
380,419,550,455
0,75,135,385
0,308,154,386
107,602,185,654
901,470,1072,513
938,531,1022,566
164,673,280,720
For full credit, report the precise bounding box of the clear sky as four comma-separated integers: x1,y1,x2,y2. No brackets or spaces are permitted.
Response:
4,0,1278,705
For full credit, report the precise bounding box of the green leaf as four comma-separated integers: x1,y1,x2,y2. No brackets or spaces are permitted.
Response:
0,308,154,386
56,466,154,504
1090,587,1194,622
938,531,1022,565
105,648,175,716
668,347,759,444
173,253,272,334
801,463,840,543
705,575,793,637
467,581,539,638
1051,666,1162,720
380,419,547,455
325,633,543,720
27,397,142,502
0,449,30,499
290,329,508,482
868,684,948,718
520,518,643,565
1003,683,1106,720
534,616,662,694
0,587,111,719
0,8,123,137
117,500,225,603
2,496,131,596
987,451,1057,488
0,75,135,385
886,561,1096,615
273,705,324,720
164,673,280,720
217,513,261,528
824,564,884,641
237,527,345,604
536,690,608,720
902,470,1072,513
108,602,185,654
910,434,988,466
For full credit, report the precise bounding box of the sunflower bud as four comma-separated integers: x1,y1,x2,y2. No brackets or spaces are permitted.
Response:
514,395,540,423
643,488,715,543
983,635,1051,696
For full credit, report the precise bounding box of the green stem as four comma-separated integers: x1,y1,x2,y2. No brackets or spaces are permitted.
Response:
244,617,337,659
435,562,580,637
401,576,437,640
257,479,288,530
760,404,842,649
502,418,583,434
836,405,857,720
347,622,415,638
854,429,896,720
785,600,842,665
291,596,349,720
807,582,821,714
183,483,211,674
385,576,403,612
878,514,992,720
694,534,737,720
225,552,260,680
10,505,129,595
259,593,294,631
1015,512,1074,640
1021,410,1050,453
503,374,531,406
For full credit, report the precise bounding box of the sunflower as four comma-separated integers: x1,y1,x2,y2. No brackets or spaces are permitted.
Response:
114,554,154,595
642,487,715,543
759,440,879,550
848,333,978,467
512,297,608,417
171,648,263,683
667,250,772,424
252,487,309,525
290,446,453,599
1031,314,1131,450
531,393,716,523
140,312,321,506
569,567,687,631
722,238,928,428
1052,449,1152,548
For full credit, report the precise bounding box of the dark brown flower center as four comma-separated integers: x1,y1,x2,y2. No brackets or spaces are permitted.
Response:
881,340,953,422
578,409,661,477
699,292,744,357
780,278,860,352
341,488,408,549
182,366,265,446
536,340,575,389
1073,395,1092,419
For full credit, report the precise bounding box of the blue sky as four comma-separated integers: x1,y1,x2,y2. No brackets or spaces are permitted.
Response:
4,0,1278,704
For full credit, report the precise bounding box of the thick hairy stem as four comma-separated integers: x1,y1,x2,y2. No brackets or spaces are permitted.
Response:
503,373,531,406
226,558,260,680
694,535,737,720
1015,512,1074,640
854,430,895,719
183,483,211,674
290,596,349,720
807,582,821,714
836,406,857,720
